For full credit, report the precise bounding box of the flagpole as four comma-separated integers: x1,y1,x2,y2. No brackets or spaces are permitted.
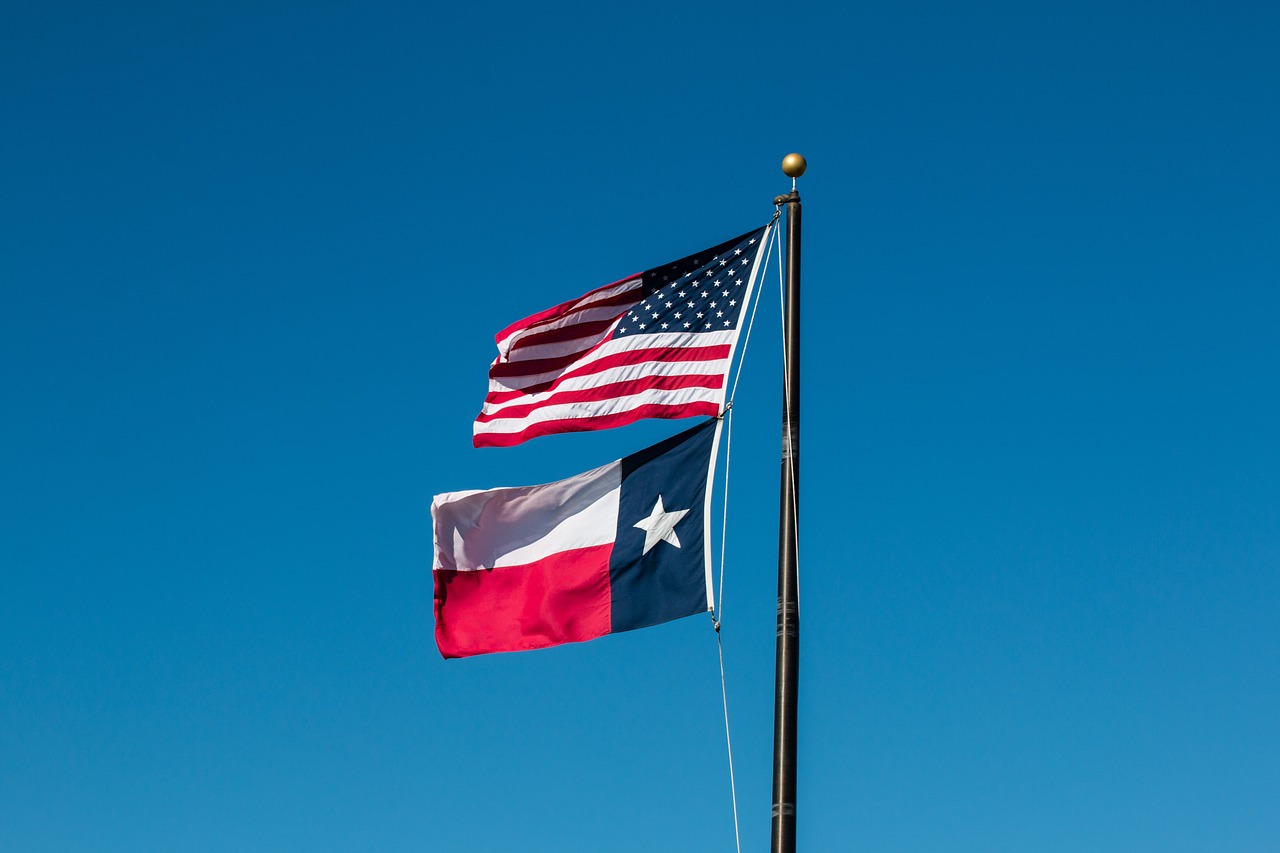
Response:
771,153,805,853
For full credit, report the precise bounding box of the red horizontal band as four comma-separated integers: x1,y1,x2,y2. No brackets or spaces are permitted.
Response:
474,401,720,448
434,545,613,658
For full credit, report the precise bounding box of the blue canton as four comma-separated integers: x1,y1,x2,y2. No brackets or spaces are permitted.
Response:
612,227,767,338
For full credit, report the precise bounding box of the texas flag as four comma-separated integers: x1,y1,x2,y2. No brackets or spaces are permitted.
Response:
432,418,721,658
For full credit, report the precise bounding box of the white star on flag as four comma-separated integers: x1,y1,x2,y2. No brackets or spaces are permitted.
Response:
633,495,690,555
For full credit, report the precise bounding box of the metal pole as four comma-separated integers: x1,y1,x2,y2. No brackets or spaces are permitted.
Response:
771,153,805,853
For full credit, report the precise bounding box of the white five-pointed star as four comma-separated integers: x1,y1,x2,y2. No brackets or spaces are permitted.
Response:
633,495,690,555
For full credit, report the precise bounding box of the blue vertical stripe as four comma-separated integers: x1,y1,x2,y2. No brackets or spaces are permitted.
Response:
608,418,718,633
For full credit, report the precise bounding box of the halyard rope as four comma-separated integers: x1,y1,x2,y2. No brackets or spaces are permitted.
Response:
713,218,780,853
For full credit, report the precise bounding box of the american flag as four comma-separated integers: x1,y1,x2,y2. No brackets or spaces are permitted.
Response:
473,224,773,447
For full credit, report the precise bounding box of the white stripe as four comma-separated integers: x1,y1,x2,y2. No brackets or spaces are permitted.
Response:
502,316,623,363
505,300,638,358
432,461,621,571
487,330,738,393
474,384,725,436
481,357,731,416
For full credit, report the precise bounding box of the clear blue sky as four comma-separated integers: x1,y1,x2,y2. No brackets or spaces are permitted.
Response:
3,1,1278,850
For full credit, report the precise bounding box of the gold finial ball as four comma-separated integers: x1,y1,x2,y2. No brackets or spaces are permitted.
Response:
781,153,807,178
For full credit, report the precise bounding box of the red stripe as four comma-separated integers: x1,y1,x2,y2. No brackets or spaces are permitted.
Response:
433,544,614,658
488,334,614,381
474,401,721,448
495,276,642,346
486,342,732,396
504,314,623,357
506,291,641,353
475,372,725,423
